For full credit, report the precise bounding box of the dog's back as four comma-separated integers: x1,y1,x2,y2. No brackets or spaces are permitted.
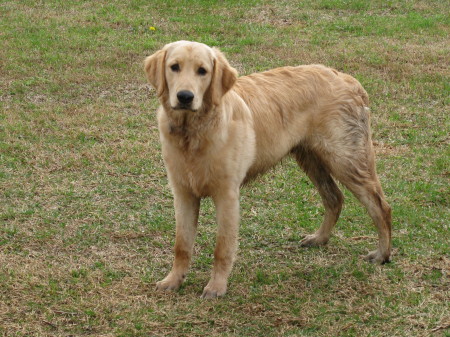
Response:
233,65,369,180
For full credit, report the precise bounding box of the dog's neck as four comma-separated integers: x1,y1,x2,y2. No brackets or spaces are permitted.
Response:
162,100,222,151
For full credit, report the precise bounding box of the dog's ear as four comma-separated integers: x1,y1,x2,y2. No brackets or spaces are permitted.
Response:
210,48,238,106
144,49,166,97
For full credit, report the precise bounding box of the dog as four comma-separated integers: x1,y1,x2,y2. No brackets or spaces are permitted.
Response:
144,41,392,299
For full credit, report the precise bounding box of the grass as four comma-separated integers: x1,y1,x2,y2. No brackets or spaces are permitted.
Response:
1,0,449,336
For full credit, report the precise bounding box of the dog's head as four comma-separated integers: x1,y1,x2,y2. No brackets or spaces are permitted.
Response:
144,41,237,111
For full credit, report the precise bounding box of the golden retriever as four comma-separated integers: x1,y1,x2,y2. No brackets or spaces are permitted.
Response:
144,41,392,298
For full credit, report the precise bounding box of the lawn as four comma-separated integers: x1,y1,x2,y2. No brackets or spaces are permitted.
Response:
1,0,449,336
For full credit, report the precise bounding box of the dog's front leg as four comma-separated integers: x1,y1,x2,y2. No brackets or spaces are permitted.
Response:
156,187,200,292
202,187,240,299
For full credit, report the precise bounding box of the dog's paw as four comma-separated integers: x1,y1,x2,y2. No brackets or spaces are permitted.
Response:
300,234,329,247
155,274,184,292
201,280,227,299
362,250,390,265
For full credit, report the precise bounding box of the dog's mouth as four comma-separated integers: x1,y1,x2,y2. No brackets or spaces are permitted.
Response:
172,105,198,112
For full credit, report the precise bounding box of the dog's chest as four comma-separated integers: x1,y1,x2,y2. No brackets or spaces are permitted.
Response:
164,147,224,197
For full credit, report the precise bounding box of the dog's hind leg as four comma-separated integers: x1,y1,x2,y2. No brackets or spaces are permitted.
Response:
329,149,392,264
317,108,392,264
292,145,344,247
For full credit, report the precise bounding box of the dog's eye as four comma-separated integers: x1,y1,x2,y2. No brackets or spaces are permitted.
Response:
197,67,207,76
170,64,180,72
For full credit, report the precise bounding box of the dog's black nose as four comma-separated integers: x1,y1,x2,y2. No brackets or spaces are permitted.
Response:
177,90,194,104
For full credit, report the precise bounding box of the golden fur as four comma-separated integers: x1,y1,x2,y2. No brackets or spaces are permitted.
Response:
144,41,392,298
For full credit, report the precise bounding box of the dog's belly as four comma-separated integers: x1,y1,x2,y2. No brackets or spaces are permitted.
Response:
245,142,292,181
243,106,311,182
